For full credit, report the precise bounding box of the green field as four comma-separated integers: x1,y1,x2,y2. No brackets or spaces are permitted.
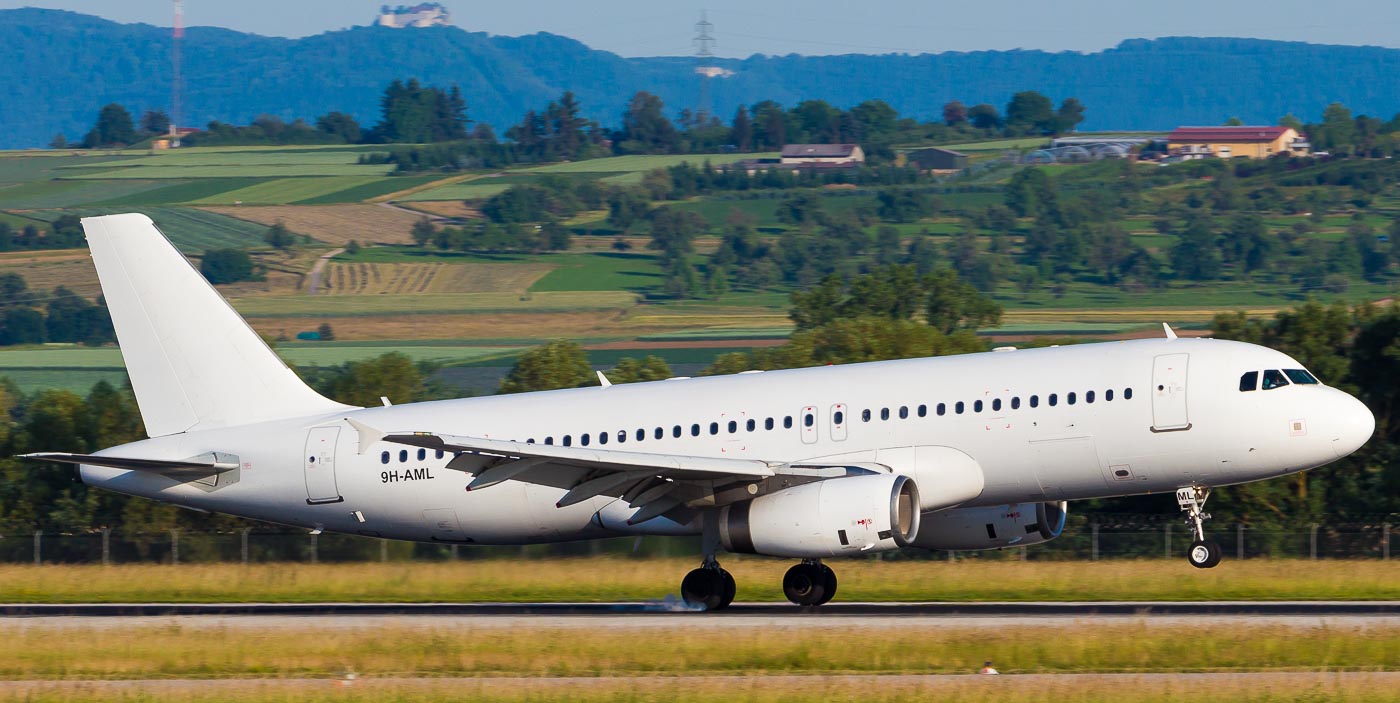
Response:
0,179,172,209
20,207,268,253
528,253,662,292
521,153,775,174
233,291,638,317
188,176,386,205
402,181,513,201
67,164,393,179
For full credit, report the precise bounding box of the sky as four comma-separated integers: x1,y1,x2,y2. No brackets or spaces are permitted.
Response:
5,1,1400,57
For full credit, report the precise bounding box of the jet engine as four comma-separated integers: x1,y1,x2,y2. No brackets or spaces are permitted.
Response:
909,501,1067,551
719,474,919,558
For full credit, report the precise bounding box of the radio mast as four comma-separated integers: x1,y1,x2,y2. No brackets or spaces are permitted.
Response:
172,0,184,147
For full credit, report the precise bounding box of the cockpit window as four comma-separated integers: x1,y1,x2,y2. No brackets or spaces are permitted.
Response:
1284,369,1320,385
1261,369,1290,390
1239,371,1258,392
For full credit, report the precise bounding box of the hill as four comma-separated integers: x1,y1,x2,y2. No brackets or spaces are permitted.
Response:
4,10,1400,149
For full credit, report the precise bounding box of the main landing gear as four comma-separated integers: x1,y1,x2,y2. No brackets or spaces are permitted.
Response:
680,557,736,611
783,560,837,607
1177,485,1222,569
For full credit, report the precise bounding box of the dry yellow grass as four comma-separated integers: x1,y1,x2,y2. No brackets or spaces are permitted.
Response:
200,205,427,246
320,262,552,296
0,620,1396,679
3,674,1397,703
394,199,480,219
3,559,1398,603
0,249,101,298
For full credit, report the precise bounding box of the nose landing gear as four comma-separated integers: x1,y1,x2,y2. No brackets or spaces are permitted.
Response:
1178,486,1222,569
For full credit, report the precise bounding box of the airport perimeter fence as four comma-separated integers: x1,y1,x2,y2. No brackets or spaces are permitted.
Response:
0,519,1396,565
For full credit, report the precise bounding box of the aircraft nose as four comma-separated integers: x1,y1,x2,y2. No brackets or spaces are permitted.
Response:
1331,392,1375,459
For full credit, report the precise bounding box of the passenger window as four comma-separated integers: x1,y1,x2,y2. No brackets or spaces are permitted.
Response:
673,425,682,438
636,429,645,441
380,451,390,464
527,438,535,445
1049,394,1058,407
862,409,872,422
974,400,983,413
399,450,408,463
765,418,774,430
728,420,737,433
899,406,908,419
1068,392,1077,405
937,403,946,416
955,401,965,414
436,450,445,459
784,416,793,429
581,434,591,447
1262,370,1290,390
617,430,627,443
417,449,426,461
1030,395,1039,408
747,419,757,432
599,432,608,445
1011,397,1020,410
917,404,927,417
832,412,844,426
545,437,554,445
1239,371,1258,392
709,422,719,435
1106,389,1114,401
1124,388,1133,400
880,408,890,421
691,424,700,437
563,435,572,447
1284,369,1319,385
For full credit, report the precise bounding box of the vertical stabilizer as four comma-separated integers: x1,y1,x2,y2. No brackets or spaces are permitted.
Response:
83,214,353,436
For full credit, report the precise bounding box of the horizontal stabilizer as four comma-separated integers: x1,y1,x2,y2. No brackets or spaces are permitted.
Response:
21,452,239,475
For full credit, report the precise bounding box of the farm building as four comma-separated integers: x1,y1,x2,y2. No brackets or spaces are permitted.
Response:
1167,126,1309,159
905,147,969,173
780,144,865,165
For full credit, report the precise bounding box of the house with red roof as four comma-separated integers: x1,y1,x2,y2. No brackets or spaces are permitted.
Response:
1167,126,1309,159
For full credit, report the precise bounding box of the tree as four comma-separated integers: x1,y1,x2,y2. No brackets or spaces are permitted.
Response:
82,104,138,148
370,79,469,143
264,222,295,249
1052,98,1086,134
499,340,594,393
317,322,336,341
967,103,1001,130
48,134,68,149
730,106,753,152
139,109,171,136
617,92,679,154
325,352,427,407
607,356,672,384
1005,91,1055,134
942,101,968,127
316,112,362,143
751,100,787,150
199,249,255,284
411,218,437,247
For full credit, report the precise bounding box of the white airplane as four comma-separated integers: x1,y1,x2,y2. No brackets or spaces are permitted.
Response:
24,214,1375,609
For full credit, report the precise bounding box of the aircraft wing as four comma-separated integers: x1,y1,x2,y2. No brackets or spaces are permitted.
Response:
368,423,775,523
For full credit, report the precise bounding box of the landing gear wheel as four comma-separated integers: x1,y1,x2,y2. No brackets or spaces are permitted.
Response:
817,563,838,605
1188,540,1222,569
783,562,830,606
681,568,726,610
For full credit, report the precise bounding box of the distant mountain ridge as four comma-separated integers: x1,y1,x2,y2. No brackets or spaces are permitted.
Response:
3,8,1400,149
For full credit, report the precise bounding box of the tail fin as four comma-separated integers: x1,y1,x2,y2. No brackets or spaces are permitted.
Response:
84,213,352,437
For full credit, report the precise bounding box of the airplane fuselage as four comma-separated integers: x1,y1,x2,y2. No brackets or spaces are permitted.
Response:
82,337,1373,546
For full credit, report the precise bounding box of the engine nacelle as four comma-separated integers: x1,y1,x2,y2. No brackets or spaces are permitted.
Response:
719,473,920,558
909,501,1067,551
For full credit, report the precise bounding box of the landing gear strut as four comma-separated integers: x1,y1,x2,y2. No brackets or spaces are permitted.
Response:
1177,485,1222,569
783,560,837,606
680,512,736,610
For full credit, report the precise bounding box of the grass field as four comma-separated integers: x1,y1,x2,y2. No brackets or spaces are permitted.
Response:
232,291,638,317
1,676,1395,703
3,560,1396,603
66,164,394,179
188,176,387,205
20,207,269,253
520,153,775,175
528,252,662,292
0,345,522,371
402,181,514,201
321,261,553,295
200,204,428,246
0,620,1395,679
0,369,128,394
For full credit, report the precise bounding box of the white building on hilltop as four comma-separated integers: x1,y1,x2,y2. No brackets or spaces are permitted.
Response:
377,3,451,29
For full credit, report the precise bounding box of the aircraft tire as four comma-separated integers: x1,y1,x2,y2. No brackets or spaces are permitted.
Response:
1188,540,1223,569
718,569,737,609
681,567,726,610
816,563,837,605
783,562,829,606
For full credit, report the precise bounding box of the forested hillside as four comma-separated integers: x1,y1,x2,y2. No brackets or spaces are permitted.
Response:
5,8,1400,148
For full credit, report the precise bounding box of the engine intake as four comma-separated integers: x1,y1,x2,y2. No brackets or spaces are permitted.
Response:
720,473,919,558
909,501,1067,551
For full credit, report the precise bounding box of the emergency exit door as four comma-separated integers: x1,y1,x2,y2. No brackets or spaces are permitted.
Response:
304,427,343,504
1151,354,1191,432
